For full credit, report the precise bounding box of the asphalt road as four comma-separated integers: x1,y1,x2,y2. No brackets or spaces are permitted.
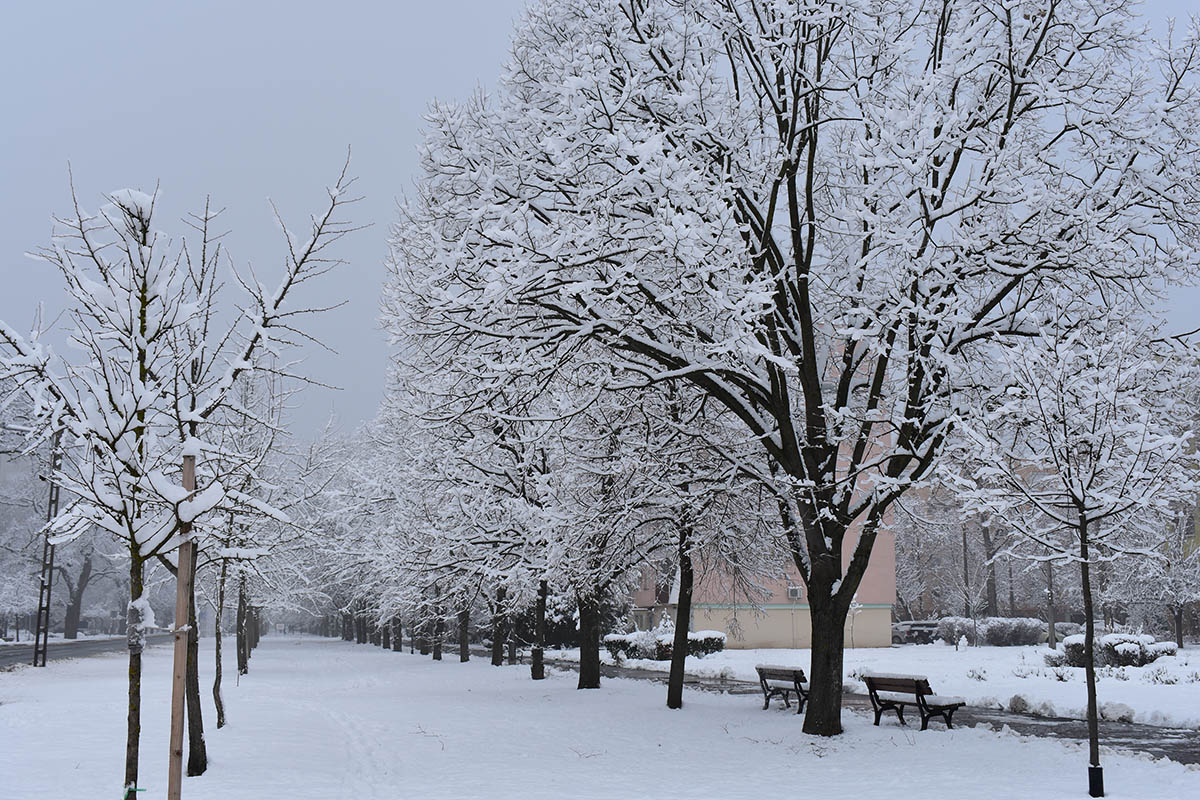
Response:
0,633,173,669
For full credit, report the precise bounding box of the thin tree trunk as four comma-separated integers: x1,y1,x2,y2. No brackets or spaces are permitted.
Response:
432,614,443,661
491,587,506,667
124,557,145,799
382,620,391,649
213,559,227,728
802,598,847,736
236,579,248,676
667,529,694,709
185,562,207,776
458,608,470,663
576,591,601,690
531,581,547,680
981,522,999,617
962,527,972,618
1008,559,1017,615
1078,516,1103,797
1174,607,1185,649
1046,561,1057,649
392,616,403,651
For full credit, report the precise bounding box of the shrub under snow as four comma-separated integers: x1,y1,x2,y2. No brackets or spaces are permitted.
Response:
1059,633,1177,668
603,630,726,661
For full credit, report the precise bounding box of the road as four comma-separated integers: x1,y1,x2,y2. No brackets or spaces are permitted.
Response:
0,633,173,669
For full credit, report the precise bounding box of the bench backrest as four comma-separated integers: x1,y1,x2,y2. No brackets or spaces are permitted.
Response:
756,666,806,683
863,675,932,696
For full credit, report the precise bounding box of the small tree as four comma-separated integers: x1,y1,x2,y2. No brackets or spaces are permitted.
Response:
955,300,1199,797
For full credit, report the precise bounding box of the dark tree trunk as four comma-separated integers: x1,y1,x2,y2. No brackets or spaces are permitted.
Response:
1008,559,1017,615
124,557,145,799
185,564,207,776
458,608,470,662
432,614,444,661
382,621,391,649
1078,517,1104,797
342,612,353,641
236,580,249,676
63,553,94,639
213,559,227,728
667,532,695,709
491,586,506,667
981,523,999,617
802,598,847,736
1174,607,1184,649
961,527,972,618
576,592,601,690
531,581,547,680
392,616,403,651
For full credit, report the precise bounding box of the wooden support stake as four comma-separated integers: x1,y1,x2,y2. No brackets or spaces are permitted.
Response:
167,454,197,800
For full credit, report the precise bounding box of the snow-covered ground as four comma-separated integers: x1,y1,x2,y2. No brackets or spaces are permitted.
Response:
565,642,1200,729
0,636,1196,799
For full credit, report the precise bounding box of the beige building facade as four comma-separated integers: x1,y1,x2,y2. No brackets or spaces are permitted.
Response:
632,524,896,649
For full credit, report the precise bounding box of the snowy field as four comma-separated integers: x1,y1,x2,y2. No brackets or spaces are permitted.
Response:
1,637,1197,799
566,642,1200,729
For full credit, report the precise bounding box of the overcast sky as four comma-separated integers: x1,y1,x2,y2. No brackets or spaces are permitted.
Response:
2,0,1197,438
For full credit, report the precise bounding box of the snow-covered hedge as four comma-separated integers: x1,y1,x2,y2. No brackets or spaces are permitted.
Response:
1060,633,1177,668
936,616,1048,646
603,630,726,661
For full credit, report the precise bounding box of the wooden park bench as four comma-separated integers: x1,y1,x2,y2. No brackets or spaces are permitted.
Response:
862,672,965,730
755,664,809,714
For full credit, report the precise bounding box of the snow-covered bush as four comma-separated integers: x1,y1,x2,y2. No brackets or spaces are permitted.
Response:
938,616,1048,646
1142,665,1178,685
1060,633,1176,667
983,618,1045,646
602,629,726,661
1042,649,1068,668
937,616,975,644
1053,622,1083,638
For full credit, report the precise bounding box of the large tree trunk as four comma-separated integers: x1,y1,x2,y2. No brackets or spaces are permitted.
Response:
667,530,694,709
531,581,547,680
1078,518,1104,797
802,598,847,736
186,563,207,776
458,608,471,663
491,587,506,667
213,560,227,728
63,553,94,639
576,591,601,690
124,557,145,799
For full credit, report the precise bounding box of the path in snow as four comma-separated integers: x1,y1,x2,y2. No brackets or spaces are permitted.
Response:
0,632,173,669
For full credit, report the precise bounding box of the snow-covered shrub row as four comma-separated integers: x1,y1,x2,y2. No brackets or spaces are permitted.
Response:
936,616,1048,646
1059,633,1177,668
603,630,726,661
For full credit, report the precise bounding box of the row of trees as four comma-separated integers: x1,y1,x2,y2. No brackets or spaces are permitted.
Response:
0,162,358,798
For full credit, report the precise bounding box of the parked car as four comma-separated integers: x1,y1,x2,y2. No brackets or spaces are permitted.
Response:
891,619,939,645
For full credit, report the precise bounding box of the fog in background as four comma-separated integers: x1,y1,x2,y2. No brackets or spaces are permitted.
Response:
2,0,1197,439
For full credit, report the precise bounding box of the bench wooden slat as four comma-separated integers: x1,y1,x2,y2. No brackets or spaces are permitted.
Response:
863,674,964,731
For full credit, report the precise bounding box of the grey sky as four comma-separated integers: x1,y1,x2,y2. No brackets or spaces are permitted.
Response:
2,0,1198,438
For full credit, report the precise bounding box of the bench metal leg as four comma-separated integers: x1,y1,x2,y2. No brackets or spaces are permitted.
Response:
873,707,883,726
895,706,907,726
762,692,771,710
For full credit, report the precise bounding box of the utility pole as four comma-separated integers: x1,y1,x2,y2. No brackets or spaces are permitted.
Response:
33,429,63,667
167,453,197,800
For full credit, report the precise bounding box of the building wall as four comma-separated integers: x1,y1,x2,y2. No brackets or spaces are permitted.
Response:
631,520,897,649
692,604,892,649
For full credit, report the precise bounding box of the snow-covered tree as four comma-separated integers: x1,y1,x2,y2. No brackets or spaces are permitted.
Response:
0,164,357,797
953,298,1200,792
389,0,1200,735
